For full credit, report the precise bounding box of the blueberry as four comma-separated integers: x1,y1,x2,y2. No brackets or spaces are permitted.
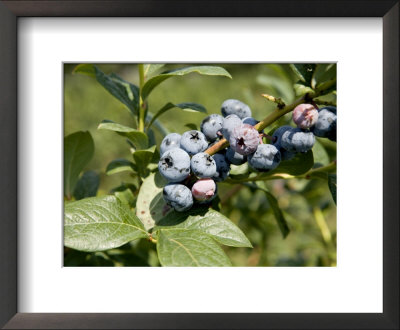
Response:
229,124,260,155
191,179,217,203
160,133,181,156
272,125,293,147
272,125,296,160
191,152,217,178
248,144,281,172
281,128,315,153
221,114,242,140
311,106,337,141
226,147,247,165
292,103,319,129
212,153,230,182
180,130,208,155
242,117,265,133
200,114,224,141
242,117,259,126
321,106,337,115
158,148,191,182
221,99,252,119
163,183,193,212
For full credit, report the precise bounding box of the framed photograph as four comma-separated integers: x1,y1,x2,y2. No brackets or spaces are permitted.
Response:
0,1,398,329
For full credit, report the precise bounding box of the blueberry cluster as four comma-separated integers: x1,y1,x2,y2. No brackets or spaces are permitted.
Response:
158,99,337,212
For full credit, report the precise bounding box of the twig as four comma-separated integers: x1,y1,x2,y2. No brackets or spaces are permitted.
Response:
204,78,336,156
261,93,286,108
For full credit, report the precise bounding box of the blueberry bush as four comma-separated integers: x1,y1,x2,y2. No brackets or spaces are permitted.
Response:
64,63,337,267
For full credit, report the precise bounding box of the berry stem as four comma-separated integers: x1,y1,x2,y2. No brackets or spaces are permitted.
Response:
261,133,274,141
205,95,307,156
205,79,336,156
205,139,230,156
148,235,158,244
205,95,307,155
310,100,319,110
138,64,146,132
254,94,310,132
204,78,336,156
261,93,286,108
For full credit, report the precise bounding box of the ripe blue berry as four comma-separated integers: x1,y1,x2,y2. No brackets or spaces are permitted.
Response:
200,114,224,141
221,99,252,119
242,117,259,126
180,130,208,155
221,114,242,139
158,148,191,182
212,153,230,182
229,124,260,155
248,144,281,171
272,125,293,146
163,183,193,212
272,125,296,160
292,103,319,129
320,105,337,115
191,179,217,203
226,147,247,165
191,152,217,178
281,128,315,153
311,106,337,141
160,133,181,156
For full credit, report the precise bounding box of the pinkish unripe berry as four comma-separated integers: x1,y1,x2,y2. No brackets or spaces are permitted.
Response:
191,179,216,202
229,124,260,156
292,104,319,129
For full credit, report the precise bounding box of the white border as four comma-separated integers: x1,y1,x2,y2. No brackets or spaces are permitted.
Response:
18,18,382,313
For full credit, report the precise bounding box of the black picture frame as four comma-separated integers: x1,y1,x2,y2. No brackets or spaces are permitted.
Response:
0,1,398,329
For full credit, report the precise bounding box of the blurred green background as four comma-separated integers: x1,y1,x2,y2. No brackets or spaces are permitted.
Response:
64,63,336,267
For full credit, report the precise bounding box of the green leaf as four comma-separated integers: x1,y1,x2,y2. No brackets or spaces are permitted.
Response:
316,78,337,96
64,196,148,252
73,171,100,200
143,64,165,78
141,66,232,100
147,127,157,147
156,208,252,248
98,120,148,149
293,81,314,97
112,184,136,206
146,113,171,137
257,74,294,104
94,66,140,115
136,172,170,230
314,92,337,107
328,174,337,205
64,131,95,199
312,139,330,167
157,228,232,266
72,63,96,77
185,123,198,131
133,145,157,176
106,159,137,175
147,102,206,129
267,149,314,176
290,64,316,86
250,183,290,238
228,162,252,181
311,63,336,89
264,191,290,238
230,163,249,177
